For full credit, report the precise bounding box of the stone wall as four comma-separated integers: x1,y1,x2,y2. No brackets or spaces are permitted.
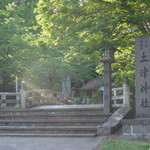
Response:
122,119,150,141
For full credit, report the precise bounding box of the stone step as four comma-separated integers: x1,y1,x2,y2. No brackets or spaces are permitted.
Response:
0,118,105,126
0,126,97,134
0,110,107,115
0,113,109,119
0,133,96,137
0,106,104,112
0,112,107,118
0,105,111,137
0,110,109,115
0,108,110,120
0,118,106,123
0,116,107,120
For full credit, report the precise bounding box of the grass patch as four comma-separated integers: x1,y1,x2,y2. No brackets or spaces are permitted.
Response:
100,140,150,150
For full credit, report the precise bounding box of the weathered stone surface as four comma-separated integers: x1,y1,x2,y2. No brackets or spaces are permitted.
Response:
143,125,150,133
97,126,111,136
122,118,150,141
103,62,112,114
123,133,150,141
122,118,150,125
97,107,131,135
122,35,150,141
122,133,135,140
132,125,143,133
122,124,131,133
0,105,109,137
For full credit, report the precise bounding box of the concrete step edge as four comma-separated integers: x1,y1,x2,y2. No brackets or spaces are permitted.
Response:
0,113,110,117
0,133,97,137
0,108,104,112
0,126,97,130
0,119,106,123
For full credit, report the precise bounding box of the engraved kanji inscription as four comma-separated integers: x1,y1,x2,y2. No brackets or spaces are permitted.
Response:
140,67,149,78
140,98,150,108
140,52,148,62
135,36,150,117
140,82,149,93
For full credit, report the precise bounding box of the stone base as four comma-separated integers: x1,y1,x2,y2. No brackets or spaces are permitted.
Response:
122,118,150,141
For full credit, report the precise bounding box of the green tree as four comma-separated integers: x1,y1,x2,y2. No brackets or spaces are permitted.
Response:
36,0,150,88
1,0,149,92
0,0,38,91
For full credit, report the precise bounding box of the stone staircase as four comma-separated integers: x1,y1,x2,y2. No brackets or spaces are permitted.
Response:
0,106,111,137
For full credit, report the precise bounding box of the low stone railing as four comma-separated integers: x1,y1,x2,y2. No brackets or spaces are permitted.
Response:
0,81,130,109
112,87,124,107
112,82,130,107
0,92,20,108
26,89,70,108
0,89,70,109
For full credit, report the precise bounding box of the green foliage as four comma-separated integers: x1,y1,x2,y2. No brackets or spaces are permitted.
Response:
92,91,101,101
101,140,150,150
35,0,150,88
0,0,150,92
0,0,39,91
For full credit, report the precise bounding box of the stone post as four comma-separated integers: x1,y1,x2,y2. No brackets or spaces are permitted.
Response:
123,77,130,107
20,81,27,109
1,95,6,107
62,77,71,96
103,62,112,114
101,49,115,114
15,76,19,101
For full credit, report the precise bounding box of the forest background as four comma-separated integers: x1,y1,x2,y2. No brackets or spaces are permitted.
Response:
0,0,149,99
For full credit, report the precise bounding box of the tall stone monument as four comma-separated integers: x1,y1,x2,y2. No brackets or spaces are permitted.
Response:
135,35,150,117
122,35,150,141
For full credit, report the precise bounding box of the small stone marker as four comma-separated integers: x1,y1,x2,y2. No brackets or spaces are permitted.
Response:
135,35,150,117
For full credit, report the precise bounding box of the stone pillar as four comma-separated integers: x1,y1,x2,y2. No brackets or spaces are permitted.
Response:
15,76,19,93
122,35,150,141
103,62,112,114
123,77,130,107
15,76,20,101
135,35,150,117
20,81,27,109
62,77,71,96
101,49,115,114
